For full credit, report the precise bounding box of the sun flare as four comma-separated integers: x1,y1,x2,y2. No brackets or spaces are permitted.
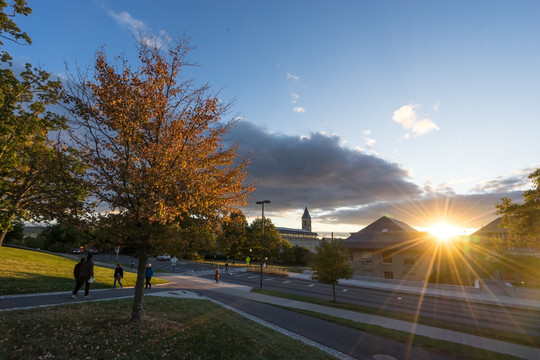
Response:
427,223,462,242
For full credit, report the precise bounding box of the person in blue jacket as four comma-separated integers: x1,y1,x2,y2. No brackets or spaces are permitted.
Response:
145,263,154,289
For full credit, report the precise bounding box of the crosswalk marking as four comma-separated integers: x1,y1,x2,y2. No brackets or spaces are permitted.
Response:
283,280,291,284
308,284,315,287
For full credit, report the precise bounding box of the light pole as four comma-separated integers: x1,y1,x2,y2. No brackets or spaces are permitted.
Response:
256,200,271,289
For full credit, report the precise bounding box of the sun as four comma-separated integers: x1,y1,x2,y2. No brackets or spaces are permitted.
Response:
427,223,462,242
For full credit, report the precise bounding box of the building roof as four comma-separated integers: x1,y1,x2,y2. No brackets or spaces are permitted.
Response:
343,216,426,250
302,207,311,219
472,218,506,235
276,227,318,237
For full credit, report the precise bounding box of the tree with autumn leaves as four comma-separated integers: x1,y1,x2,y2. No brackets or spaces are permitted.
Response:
63,36,253,322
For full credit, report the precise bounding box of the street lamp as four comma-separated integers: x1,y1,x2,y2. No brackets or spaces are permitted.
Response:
256,200,271,289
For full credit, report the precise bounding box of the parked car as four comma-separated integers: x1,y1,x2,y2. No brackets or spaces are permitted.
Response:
157,254,171,261
70,247,84,254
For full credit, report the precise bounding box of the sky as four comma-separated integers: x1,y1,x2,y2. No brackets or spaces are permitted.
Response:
5,0,540,237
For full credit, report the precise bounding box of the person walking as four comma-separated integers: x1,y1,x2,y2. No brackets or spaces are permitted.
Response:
113,263,124,289
72,253,94,298
145,264,154,289
131,259,134,269
214,266,220,284
225,262,229,273
73,257,85,288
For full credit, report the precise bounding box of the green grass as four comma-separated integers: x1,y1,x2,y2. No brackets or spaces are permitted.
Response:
253,288,540,349
0,297,335,360
0,247,167,295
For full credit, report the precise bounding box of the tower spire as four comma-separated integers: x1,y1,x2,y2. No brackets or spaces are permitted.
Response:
302,206,311,232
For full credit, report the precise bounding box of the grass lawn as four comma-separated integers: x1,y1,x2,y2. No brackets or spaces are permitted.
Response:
253,288,540,350
0,247,168,295
0,296,335,360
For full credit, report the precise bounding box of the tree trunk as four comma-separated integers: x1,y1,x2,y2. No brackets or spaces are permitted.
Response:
0,228,8,247
332,282,336,302
130,251,149,322
0,213,16,247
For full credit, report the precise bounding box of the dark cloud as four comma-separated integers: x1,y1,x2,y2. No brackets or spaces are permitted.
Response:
468,172,534,193
228,120,421,213
227,121,531,233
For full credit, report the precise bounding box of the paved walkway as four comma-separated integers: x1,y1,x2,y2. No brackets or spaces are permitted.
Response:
1,271,539,360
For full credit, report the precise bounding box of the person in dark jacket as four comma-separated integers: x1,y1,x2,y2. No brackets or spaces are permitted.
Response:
72,253,94,298
73,257,85,288
214,266,220,284
113,263,124,289
145,264,154,289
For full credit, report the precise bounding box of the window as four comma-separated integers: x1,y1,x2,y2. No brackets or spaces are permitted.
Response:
404,258,415,266
382,251,392,264
384,271,394,279
363,251,372,264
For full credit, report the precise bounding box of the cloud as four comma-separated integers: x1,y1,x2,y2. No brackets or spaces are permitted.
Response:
226,121,532,234
365,138,376,148
432,102,442,111
292,106,306,113
291,92,299,104
392,104,439,137
319,191,522,231
228,121,421,214
468,167,538,193
362,129,375,148
107,10,167,48
108,10,145,33
286,72,299,81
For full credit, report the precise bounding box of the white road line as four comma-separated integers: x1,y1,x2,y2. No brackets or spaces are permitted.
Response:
342,289,348,292
308,284,315,287
283,280,291,284
247,275,259,279
265,278,274,281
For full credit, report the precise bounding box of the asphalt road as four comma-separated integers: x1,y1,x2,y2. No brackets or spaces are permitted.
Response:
179,266,540,340
96,254,540,340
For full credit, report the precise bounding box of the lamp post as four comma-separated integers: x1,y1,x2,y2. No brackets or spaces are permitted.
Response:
256,200,271,289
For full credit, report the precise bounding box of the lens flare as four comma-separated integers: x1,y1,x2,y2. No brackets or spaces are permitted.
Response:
428,223,462,241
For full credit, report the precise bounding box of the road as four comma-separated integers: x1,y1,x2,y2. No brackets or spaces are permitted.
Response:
98,254,540,341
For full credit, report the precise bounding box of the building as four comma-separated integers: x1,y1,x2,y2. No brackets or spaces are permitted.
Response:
276,207,320,252
343,216,442,281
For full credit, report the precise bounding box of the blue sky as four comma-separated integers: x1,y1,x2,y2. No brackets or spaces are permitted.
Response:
6,1,540,237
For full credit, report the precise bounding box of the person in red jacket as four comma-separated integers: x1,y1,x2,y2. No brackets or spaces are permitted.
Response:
72,253,94,298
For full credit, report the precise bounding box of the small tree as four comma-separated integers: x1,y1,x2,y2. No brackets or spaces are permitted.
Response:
311,239,353,302
247,217,287,262
217,209,248,262
495,168,540,250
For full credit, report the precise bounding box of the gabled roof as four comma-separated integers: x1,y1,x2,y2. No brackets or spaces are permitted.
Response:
472,218,506,236
302,207,311,219
343,216,422,249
